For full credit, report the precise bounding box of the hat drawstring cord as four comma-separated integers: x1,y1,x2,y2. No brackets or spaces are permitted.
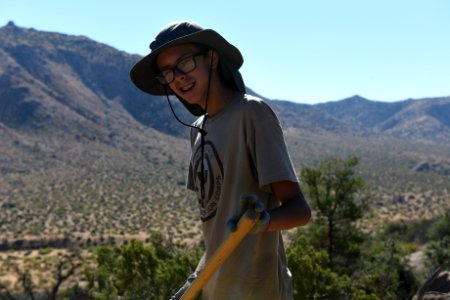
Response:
162,50,214,201
163,89,207,136
164,90,208,199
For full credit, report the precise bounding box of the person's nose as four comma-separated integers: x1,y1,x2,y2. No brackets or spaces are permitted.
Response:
173,69,186,81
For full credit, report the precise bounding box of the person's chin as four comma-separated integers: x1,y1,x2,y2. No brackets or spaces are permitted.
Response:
183,94,203,107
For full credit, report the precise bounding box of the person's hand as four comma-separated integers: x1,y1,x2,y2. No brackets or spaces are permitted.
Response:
169,273,197,300
227,194,271,234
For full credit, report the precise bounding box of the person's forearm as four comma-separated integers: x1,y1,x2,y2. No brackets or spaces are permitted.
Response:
266,196,311,232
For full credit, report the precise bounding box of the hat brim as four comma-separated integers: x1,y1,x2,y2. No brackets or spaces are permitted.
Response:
130,29,243,96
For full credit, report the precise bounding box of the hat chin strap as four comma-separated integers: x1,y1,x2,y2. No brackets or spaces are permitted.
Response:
163,90,207,135
163,51,215,201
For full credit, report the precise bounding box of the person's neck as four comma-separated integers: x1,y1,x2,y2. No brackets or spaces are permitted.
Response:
204,85,242,117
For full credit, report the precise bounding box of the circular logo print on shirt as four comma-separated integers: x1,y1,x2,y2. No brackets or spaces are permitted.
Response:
192,141,223,222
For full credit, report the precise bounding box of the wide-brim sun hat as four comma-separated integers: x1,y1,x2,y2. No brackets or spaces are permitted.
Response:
130,21,245,116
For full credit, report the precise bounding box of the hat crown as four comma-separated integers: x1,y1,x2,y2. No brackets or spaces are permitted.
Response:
150,21,203,50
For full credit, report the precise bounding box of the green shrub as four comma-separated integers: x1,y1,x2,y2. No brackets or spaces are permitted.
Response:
85,232,202,300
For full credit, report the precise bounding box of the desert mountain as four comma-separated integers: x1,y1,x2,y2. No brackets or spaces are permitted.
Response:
268,95,450,142
0,22,449,245
1,21,189,166
1,21,449,142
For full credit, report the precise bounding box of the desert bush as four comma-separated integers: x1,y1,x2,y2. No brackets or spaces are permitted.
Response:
427,213,450,241
300,156,371,274
424,237,450,272
287,233,381,300
85,232,202,300
291,156,419,299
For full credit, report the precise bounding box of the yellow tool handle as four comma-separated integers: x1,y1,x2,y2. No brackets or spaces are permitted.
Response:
180,210,259,300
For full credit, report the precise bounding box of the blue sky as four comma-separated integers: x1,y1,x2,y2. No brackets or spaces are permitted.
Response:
2,0,449,104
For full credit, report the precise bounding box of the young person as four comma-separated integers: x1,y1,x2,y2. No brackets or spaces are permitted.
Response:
130,21,311,300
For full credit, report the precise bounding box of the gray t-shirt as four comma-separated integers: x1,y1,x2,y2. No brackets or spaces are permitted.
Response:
187,94,298,300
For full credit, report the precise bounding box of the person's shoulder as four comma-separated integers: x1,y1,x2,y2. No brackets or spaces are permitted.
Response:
242,94,267,107
242,94,278,119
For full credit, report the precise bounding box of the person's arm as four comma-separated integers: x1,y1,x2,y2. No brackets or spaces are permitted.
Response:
265,180,311,232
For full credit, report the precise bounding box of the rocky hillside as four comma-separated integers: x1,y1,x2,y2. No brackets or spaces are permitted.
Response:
2,21,449,143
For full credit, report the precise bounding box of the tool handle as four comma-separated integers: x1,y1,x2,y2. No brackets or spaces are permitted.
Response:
180,210,259,300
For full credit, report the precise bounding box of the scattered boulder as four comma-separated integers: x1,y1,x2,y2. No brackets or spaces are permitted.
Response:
413,267,450,299
414,161,433,172
413,161,450,175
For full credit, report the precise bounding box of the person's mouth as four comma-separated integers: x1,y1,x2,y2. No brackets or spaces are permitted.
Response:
179,82,195,93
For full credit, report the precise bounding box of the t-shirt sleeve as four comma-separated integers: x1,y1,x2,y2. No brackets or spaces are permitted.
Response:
244,100,298,190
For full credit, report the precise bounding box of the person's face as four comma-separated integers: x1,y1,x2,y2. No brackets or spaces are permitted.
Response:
156,44,212,108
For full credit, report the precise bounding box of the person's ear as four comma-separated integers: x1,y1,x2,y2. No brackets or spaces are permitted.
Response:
209,50,219,69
